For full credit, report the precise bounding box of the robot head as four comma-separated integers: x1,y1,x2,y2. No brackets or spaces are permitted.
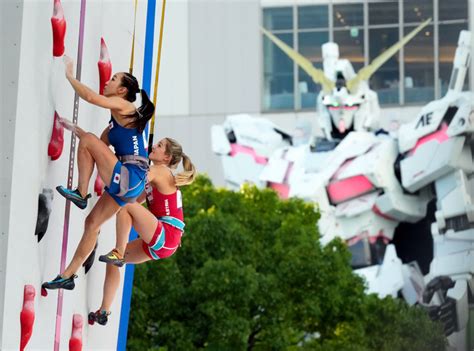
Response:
262,20,430,141
320,72,365,139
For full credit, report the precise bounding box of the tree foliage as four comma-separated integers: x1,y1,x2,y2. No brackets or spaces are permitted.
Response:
128,175,446,351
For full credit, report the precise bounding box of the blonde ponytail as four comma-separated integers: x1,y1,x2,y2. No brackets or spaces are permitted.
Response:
164,138,197,186
174,153,196,186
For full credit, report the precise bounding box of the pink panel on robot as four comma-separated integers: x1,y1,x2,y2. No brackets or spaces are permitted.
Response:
372,204,396,221
409,123,449,155
347,231,369,246
230,144,268,165
368,233,390,245
327,175,375,204
268,182,290,199
347,230,390,246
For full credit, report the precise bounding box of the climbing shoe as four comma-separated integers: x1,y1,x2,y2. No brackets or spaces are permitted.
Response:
88,310,110,326
42,274,77,291
56,186,91,210
99,249,125,267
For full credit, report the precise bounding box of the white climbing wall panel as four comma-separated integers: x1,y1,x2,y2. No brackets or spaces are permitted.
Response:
0,0,150,349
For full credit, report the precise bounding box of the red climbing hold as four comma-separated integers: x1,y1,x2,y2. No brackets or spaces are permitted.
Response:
48,111,64,161
20,285,36,351
98,38,112,95
51,0,66,57
69,314,83,351
94,174,104,196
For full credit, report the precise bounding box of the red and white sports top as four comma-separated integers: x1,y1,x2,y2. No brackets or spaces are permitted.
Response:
145,181,184,222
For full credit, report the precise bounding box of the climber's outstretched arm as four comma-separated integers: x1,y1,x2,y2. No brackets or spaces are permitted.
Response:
63,55,131,114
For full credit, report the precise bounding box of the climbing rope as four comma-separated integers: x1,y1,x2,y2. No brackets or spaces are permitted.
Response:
148,0,167,154
55,1,87,350
129,0,138,74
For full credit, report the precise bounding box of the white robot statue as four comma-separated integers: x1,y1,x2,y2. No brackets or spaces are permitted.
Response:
283,28,473,350
212,19,430,195
212,21,472,349
397,30,473,350
212,19,432,279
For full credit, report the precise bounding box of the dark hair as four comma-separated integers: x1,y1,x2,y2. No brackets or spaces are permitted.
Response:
164,138,197,186
120,72,155,133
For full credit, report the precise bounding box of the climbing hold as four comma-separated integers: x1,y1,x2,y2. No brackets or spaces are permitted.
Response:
20,285,36,351
69,314,83,351
35,188,53,242
51,0,66,57
94,174,104,196
41,287,48,297
98,38,112,95
48,111,64,161
83,240,98,274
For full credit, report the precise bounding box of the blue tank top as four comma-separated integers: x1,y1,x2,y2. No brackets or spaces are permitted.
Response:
108,116,148,158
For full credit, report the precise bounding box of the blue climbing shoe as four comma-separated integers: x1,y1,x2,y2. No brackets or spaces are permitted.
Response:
42,274,77,291
56,186,91,209
88,310,110,326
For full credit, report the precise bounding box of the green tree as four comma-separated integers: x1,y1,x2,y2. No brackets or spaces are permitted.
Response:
128,176,446,351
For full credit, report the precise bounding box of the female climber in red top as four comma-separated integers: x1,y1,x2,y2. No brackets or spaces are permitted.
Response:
89,137,197,326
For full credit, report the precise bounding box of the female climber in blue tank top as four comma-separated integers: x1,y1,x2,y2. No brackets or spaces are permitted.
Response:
42,55,155,292
89,138,197,326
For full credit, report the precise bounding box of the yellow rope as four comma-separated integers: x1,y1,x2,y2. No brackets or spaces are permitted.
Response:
129,0,138,74
149,0,167,142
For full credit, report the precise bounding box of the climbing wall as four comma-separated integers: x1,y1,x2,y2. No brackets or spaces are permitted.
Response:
0,0,154,349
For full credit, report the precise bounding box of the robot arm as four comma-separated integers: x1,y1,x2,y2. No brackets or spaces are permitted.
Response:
447,31,471,94
211,114,292,189
421,276,468,338
397,30,474,350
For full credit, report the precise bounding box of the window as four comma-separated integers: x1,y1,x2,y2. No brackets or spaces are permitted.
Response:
369,27,400,104
404,25,434,103
263,8,294,110
368,0,400,104
297,6,330,109
334,28,365,72
263,7,293,30
439,0,468,21
298,31,329,109
263,33,294,110
262,0,470,112
298,5,328,29
333,3,364,28
403,0,433,24
369,0,399,25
